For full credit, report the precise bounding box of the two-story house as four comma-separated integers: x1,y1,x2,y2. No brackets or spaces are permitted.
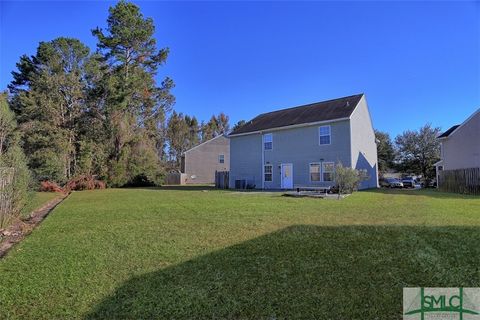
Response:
228,94,378,190
435,108,480,186
181,135,230,184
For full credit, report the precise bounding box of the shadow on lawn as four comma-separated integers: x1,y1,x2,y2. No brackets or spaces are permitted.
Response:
85,225,480,319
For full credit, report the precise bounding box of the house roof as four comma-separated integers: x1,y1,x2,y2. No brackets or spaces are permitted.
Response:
230,93,364,136
438,125,460,138
438,108,480,140
182,134,228,155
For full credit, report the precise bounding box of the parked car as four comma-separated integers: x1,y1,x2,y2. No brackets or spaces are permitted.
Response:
380,178,404,188
402,177,417,188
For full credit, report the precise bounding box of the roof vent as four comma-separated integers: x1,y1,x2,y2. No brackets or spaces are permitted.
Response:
346,101,350,107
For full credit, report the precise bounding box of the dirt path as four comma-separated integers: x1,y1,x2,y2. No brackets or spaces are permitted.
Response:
0,193,69,258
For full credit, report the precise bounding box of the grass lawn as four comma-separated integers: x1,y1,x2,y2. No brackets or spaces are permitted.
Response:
0,187,479,319
20,192,60,218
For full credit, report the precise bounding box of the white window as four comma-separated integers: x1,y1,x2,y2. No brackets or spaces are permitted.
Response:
264,165,273,182
319,126,331,145
263,133,273,150
218,154,225,164
309,163,321,182
322,162,335,182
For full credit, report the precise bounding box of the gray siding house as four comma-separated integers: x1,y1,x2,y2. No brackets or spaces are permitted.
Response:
435,109,480,183
181,135,230,184
228,94,378,190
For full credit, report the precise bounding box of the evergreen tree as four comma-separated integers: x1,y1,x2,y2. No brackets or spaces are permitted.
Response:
201,113,230,141
166,111,190,167
9,38,92,183
92,0,174,186
232,120,246,132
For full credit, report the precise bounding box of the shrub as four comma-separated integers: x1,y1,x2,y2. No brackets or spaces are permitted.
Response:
39,181,64,193
65,175,106,191
335,162,369,197
0,93,32,228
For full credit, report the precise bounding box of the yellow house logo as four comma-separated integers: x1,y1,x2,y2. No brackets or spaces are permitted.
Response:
404,288,480,320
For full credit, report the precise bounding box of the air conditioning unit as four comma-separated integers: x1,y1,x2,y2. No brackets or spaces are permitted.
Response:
235,179,247,189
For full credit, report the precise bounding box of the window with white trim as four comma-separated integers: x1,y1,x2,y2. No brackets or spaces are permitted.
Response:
264,165,273,182
319,125,331,145
263,133,273,150
309,163,321,182
218,154,225,164
322,162,335,182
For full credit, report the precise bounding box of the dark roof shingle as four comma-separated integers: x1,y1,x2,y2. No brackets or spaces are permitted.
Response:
438,125,460,138
230,94,364,135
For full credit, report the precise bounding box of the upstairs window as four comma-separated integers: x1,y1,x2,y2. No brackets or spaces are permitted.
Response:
263,133,273,150
322,162,335,182
264,165,273,182
218,154,225,164
309,163,321,182
319,126,331,145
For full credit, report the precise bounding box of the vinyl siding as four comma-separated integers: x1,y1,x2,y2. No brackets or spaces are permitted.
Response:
441,110,480,170
229,133,263,188
349,95,379,189
183,135,230,184
230,120,352,189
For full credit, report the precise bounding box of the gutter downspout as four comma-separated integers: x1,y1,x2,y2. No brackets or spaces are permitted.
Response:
261,132,264,189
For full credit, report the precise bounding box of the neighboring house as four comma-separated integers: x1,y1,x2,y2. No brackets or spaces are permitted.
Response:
435,108,480,184
181,135,230,184
228,93,378,190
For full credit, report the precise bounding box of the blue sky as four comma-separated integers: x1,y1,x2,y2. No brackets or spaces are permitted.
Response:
1,1,478,137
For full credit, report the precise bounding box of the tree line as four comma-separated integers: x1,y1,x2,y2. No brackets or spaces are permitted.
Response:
375,124,441,182
3,0,231,188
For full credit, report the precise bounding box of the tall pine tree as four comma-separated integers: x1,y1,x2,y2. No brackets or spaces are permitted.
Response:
93,0,174,186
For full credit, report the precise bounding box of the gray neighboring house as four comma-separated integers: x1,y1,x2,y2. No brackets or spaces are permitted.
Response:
435,108,480,184
228,93,378,190
181,135,230,184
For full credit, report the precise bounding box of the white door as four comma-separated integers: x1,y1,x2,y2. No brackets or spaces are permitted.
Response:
281,163,293,189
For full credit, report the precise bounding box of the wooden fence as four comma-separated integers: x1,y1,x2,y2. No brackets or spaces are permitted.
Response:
215,171,229,189
0,167,15,227
438,167,480,195
165,172,187,185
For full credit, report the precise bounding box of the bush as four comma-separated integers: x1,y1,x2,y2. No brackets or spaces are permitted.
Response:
335,162,369,196
39,181,64,193
0,95,32,228
65,175,106,191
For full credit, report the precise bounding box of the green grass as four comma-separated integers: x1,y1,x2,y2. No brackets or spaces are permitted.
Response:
20,192,60,218
0,187,479,319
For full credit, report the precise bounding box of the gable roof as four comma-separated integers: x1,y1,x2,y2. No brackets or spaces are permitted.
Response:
438,108,480,140
182,134,228,155
230,94,364,136
438,125,460,138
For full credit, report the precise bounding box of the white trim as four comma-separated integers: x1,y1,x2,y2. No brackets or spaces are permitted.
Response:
263,133,273,151
318,125,332,146
183,135,227,155
438,108,480,140
263,164,273,182
309,162,321,182
322,162,335,182
228,117,351,137
433,160,443,166
261,133,265,189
